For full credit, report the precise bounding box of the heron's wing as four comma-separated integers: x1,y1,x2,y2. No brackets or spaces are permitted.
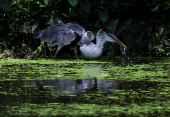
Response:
39,26,77,47
33,23,85,47
49,29,77,46
33,30,44,39
66,23,85,36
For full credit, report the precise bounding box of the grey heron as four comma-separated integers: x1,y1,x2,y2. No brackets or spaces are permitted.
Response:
33,23,94,59
79,28,127,58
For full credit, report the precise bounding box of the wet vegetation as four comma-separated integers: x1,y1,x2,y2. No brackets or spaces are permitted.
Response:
0,0,170,116
0,57,170,116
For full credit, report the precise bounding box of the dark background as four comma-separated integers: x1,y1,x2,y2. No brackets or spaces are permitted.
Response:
0,0,170,58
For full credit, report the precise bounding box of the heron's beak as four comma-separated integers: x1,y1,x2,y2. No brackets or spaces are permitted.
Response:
108,34,127,48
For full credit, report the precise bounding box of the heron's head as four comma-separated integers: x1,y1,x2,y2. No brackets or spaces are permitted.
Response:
78,31,94,46
97,28,127,48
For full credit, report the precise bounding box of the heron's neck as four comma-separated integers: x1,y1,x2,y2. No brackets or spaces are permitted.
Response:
96,37,106,49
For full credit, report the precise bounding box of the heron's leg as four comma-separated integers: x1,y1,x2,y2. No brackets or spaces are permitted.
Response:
73,47,78,59
54,45,64,58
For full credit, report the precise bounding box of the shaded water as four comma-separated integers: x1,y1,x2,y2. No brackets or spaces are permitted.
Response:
0,58,170,116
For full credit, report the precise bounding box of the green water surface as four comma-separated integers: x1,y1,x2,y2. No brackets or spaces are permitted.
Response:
0,57,170,117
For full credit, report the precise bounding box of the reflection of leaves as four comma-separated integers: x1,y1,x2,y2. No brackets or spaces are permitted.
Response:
0,0,10,11
68,0,79,7
98,8,109,23
80,0,91,13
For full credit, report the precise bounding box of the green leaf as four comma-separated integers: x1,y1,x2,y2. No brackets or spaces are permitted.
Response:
163,1,170,5
62,13,69,17
146,0,157,6
10,0,17,6
0,0,10,11
98,8,109,23
151,4,162,12
107,19,119,32
48,17,61,25
155,33,160,41
163,40,170,46
80,0,91,13
9,25,15,33
79,11,89,17
123,31,136,45
8,13,14,22
40,14,48,18
39,1,48,7
44,0,49,5
116,19,132,36
114,19,119,30
32,23,39,32
69,8,78,17
163,4,170,10
112,0,118,8
152,33,160,44
68,0,79,7
122,3,130,6
49,17,55,26
31,11,39,16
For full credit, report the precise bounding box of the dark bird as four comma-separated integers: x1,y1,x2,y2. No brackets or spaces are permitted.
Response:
33,23,94,59
79,28,127,58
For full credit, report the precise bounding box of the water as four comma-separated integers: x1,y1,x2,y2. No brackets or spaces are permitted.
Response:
120,47,130,67
0,58,170,116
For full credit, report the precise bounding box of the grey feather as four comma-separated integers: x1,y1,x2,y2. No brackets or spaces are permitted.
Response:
33,23,85,47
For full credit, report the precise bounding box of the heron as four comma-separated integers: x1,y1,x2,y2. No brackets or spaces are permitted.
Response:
79,28,127,58
33,23,94,59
